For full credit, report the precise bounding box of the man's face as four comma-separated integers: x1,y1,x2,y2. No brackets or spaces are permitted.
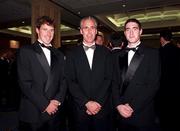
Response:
36,23,54,45
95,35,104,45
124,22,142,45
80,19,97,45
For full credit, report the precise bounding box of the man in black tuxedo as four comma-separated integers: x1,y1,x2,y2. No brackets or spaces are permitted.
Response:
155,30,180,131
112,18,160,131
17,16,66,131
66,16,113,131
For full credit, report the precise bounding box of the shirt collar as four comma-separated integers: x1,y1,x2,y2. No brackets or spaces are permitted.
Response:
127,41,141,48
38,39,52,47
83,42,95,47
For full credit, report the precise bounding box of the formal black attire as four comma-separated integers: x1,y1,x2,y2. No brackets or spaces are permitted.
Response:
112,43,160,131
155,42,180,131
66,44,113,131
0,58,10,110
17,41,67,131
110,48,123,131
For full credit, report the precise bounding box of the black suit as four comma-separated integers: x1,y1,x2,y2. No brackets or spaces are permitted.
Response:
66,44,113,131
156,43,180,131
17,41,66,131
112,44,160,131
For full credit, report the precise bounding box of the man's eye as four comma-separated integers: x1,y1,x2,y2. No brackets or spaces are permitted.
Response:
83,27,88,29
82,26,96,30
91,26,96,29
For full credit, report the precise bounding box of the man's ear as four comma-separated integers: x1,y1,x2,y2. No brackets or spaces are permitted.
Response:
36,28,39,34
80,28,83,35
140,29,143,35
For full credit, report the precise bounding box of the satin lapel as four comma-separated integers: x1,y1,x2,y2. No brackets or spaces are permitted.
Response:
80,45,91,70
45,50,58,92
34,43,50,76
91,45,99,71
50,48,57,70
36,50,50,76
123,49,144,88
44,48,60,92
119,51,128,82
34,43,51,92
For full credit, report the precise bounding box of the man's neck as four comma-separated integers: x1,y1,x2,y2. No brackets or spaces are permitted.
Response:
83,42,95,47
38,39,51,47
128,41,141,48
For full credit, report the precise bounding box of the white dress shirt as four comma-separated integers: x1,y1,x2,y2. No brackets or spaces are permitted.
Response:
83,42,95,69
127,41,140,66
38,40,51,66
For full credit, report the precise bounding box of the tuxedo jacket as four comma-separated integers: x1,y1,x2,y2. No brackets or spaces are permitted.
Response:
159,43,180,95
66,44,112,114
17,41,66,123
156,43,180,117
112,43,160,126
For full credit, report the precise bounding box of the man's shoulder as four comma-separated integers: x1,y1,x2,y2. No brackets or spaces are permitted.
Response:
96,45,111,53
139,44,159,52
65,44,82,57
19,44,34,52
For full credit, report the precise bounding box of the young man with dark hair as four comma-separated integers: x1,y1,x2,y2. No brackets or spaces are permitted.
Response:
17,16,67,131
112,18,161,131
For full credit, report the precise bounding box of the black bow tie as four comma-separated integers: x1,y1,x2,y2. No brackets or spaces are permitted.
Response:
83,44,96,51
40,44,52,50
125,46,139,52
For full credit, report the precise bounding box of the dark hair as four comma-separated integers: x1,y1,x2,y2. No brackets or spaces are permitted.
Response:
160,30,172,41
35,16,55,29
124,18,142,30
109,32,124,47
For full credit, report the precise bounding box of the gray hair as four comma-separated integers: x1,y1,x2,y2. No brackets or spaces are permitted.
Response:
80,16,97,28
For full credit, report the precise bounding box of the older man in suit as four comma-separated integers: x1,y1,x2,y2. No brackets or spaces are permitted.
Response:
17,16,66,131
112,18,160,131
66,16,113,131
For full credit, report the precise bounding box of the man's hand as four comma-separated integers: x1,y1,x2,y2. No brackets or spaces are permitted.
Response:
51,100,61,106
44,100,61,115
116,103,133,118
85,101,101,115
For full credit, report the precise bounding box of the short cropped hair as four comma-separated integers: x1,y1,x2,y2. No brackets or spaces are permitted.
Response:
124,18,142,30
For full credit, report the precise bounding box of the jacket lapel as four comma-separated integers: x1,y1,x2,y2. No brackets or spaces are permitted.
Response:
34,42,51,92
45,48,60,93
50,48,57,69
34,42,50,76
80,44,92,70
121,46,144,95
91,45,99,71
44,47,61,93
119,50,128,82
